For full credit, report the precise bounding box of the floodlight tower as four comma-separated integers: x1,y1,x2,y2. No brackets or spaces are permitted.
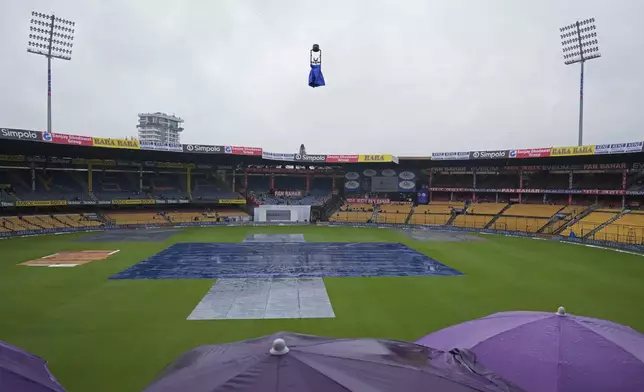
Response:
560,18,600,146
27,11,76,133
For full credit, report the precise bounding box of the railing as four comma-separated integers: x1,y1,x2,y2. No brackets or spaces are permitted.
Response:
406,214,452,225
329,211,374,223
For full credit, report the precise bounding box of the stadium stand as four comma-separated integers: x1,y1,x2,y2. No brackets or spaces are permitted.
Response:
589,212,644,244
330,202,375,223
405,202,464,226
560,211,620,237
452,214,493,229
502,204,564,218
0,214,102,232
376,203,413,224
467,203,507,215
144,172,187,199
490,217,550,232
166,209,249,223
105,212,166,225
191,173,242,201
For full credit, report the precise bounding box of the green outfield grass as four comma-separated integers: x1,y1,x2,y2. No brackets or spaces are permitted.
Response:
1,226,644,392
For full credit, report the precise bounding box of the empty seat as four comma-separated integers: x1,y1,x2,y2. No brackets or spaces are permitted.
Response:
503,204,564,218
467,203,507,215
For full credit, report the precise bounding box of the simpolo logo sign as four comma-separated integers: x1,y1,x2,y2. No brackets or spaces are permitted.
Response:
0,128,40,141
183,144,223,154
470,150,508,159
295,154,326,162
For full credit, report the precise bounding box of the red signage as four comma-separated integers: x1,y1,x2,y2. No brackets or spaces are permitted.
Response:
581,189,625,195
43,132,93,146
346,198,390,204
514,148,551,158
227,146,262,156
326,155,359,163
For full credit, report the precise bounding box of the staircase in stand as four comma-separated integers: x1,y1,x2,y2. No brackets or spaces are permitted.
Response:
404,205,417,224
582,210,629,239
483,204,512,229
22,217,45,230
370,206,380,223
445,212,458,226
52,215,72,228
553,204,598,235
536,205,569,233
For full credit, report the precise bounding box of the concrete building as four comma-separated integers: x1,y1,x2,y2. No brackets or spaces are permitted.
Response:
137,112,184,144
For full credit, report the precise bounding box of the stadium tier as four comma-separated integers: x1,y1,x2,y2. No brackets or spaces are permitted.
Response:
1,132,644,247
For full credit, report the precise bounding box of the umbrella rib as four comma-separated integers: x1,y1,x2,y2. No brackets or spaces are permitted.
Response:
461,315,555,349
575,321,644,363
289,353,374,392
293,351,499,392
555,319,563,392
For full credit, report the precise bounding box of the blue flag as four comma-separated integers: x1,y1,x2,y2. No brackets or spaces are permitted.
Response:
309,64,325,88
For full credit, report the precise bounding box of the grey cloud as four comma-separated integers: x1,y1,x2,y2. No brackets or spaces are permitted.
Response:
1,0,643,155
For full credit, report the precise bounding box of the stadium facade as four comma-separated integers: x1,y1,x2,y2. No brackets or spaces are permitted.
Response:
1,126,643,250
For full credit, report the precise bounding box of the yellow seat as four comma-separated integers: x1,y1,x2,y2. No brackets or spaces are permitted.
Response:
591,213,644,244
452,215,493,229
503,204,564,218
561,212,619,237
467,203,507,215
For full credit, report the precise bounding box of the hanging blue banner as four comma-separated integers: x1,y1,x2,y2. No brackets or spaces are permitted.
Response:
417,188,429,204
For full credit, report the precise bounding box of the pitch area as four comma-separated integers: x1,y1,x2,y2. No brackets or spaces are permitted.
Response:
0,226,643,392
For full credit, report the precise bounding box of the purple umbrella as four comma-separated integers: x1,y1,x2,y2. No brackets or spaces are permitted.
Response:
415,307,644,392
0,340,66,392
143,331,524,392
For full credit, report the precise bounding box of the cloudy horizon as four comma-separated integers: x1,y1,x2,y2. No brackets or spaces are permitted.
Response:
1,0,643,156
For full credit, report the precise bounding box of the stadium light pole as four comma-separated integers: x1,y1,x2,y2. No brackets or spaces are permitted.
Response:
27,11,76,134
560,18,600,146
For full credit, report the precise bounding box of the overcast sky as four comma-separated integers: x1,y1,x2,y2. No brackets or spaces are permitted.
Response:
1,0,643,155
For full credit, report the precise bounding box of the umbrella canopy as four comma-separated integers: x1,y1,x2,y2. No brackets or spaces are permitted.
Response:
0,340,66,392
143,331,524,392
415,307,644,392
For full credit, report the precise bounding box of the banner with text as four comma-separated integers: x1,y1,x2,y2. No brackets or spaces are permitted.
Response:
357,154,397,163
509,148,551,159
0,128,41,142
140,141,183,152
218,198,247,204
111,199,156,205
550,145,595,157
469,150,510,160
182,144,224,154
93,138,141,150
428,187,644,195
431,151,470,161
42,132,94,146
346,198,390,204
262,152,296,161
294,154,327,163
15,200,68,207
274,190,302,197
326,155,359,163
224,146,262,156
594,142,643,155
